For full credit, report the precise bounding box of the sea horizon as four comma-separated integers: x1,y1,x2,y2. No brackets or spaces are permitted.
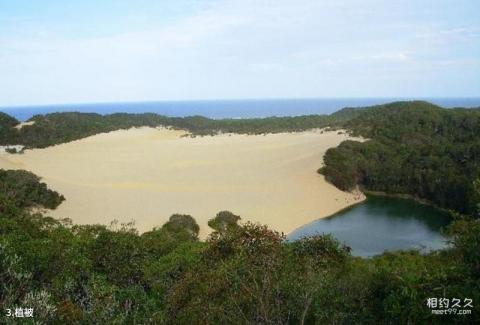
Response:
2,97,480,121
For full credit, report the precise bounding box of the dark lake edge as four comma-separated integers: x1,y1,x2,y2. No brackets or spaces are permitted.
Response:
288,191,454,257
362,190,456,217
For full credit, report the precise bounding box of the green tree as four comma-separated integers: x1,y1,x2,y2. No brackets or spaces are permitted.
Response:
162,214,200,239
208,210,241,234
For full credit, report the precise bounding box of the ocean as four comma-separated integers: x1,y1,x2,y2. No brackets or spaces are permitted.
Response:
2,97,480,122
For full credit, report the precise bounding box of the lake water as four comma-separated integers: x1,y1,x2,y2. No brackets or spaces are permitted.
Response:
289,196,452,257
2,97,480,121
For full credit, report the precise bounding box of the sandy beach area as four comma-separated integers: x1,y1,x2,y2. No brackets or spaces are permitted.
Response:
0,127,364,238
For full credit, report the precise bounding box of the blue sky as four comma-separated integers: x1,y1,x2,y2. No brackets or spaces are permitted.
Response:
0,0,479,106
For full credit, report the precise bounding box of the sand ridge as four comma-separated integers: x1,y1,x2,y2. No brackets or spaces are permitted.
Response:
0,127,365,238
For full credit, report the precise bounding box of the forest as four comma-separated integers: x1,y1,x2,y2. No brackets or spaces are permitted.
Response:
321,101,480,217
0,170,479,324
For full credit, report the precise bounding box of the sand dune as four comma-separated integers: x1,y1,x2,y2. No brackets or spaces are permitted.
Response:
14,121,35,130
0,127,365,238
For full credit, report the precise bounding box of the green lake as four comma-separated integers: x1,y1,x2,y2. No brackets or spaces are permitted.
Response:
289,196,452,257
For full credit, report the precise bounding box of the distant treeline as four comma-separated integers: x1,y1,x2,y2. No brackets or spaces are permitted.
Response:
320,101,480,217
0,171,479,324
0,111,341,148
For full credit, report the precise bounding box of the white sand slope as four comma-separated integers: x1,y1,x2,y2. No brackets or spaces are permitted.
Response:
0,127,364,238
14,121,35,130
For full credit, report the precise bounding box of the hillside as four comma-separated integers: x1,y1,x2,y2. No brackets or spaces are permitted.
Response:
321,101,480,216
0,103,379,149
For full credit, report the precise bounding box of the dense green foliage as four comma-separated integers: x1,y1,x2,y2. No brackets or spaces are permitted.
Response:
161,214,200,240
0,113,18,128
0,169,64,210
0,112,19,145
322,101,480,216
16,112,168,148
207,210,241,234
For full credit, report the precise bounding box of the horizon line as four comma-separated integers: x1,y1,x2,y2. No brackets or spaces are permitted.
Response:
3,96,480,110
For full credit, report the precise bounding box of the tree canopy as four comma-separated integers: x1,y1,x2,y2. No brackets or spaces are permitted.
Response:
321,101,480,217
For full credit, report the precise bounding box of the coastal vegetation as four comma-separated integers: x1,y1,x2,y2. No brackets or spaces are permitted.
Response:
321,101,480,217
0,173,478,323
1,101,479,323
0,169,64,211
1,112,336,148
